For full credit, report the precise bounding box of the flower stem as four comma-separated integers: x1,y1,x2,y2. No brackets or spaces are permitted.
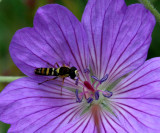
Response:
0,76,23,83
138,0,160,23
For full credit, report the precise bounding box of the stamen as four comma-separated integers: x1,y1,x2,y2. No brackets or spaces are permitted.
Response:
84,68,90,73
75,89,83,103
75,77,79,85
95,91,99,100
102,90,112,98
84,81,95,92
99,74,108,84
87,97,93,103
91,76,99,81
91,74,108,84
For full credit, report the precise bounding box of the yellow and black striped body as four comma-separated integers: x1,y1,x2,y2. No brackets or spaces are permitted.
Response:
35,66,78,79
35,68,58,76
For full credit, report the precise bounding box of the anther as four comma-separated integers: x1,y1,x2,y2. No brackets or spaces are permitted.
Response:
102,90,112,98
84,81,95,92
95,91,99,100
75,89,83,103
91,76,99,81
75,77,79,85
84,68,90,73
87,97,93,103
91,74,108,84
99,74,108,84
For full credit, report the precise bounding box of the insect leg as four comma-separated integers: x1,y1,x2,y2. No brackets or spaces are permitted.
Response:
47,62,54,67
38,77,58,85
61,78,65,95
54,62,60,68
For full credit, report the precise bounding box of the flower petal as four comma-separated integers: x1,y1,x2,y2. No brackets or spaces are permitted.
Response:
110,57,160,132
10,4,88,80
34,4,89,79
10,28,60,78
82,0,155,84
57,113,95,133
58,105,128,133
0,78,84,133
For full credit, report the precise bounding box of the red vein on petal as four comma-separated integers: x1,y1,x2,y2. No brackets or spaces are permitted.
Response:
51,104,84,132
115,80,160,95
65,114,88,132
24,30,59,62
116,59,159,90
102,110,129,133
81,28,88,76
2,87,73,97
67,14,86,75
90,2,98,76
114,101,160,118
33,25,64,60
2,102,77,118
1,96,74,115
108,35,149,82
12,43,54,67
81,114,93,133
99,0,112,78
68,104,85,123
110,103,137,132
107,14,143,77
33,104,82,133
108,51,146,84
114,103,157,130
115,67,160,93
99,113,107,133
104,5,126,75
55,10,85,78
89,46,97,77
74,114,92,133
102,111,118,133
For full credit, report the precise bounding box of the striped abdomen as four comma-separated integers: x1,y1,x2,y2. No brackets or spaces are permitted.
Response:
35,68,57,76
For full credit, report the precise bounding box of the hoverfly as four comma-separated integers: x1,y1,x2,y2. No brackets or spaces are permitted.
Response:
35,63,79,94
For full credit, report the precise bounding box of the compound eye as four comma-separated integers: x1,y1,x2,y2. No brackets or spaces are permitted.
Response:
75,70,79,77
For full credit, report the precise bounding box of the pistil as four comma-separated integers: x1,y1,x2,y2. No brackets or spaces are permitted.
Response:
84,81,95,92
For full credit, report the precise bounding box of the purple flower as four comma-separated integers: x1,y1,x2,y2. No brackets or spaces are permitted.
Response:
0,0,159,132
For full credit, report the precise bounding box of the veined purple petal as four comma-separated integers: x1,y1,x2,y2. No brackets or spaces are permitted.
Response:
82,0,155,85
58,104,127,133
110,58,160,132
10,4,89,80
113,57,160,97
34,4,89,80
0,78,84,133
58,113,96,133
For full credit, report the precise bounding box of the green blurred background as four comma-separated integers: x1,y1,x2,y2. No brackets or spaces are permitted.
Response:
0,0,159,132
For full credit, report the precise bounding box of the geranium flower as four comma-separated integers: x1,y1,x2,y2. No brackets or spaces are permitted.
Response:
0,0,159,132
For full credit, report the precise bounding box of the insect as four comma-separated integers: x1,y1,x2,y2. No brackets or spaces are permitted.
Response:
35,63,79,94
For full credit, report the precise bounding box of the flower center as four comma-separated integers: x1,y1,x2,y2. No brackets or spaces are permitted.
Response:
75,69,112,103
